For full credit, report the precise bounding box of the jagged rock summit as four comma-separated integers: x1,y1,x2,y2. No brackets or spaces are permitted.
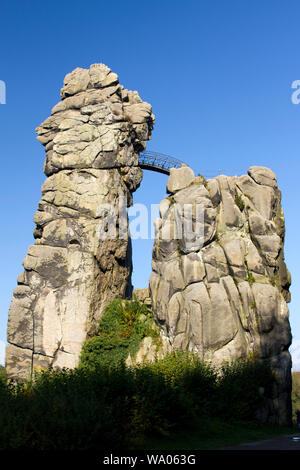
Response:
6,64,154,377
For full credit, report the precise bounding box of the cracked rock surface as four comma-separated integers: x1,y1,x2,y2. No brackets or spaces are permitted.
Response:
6,64,154,379
150,165,292,424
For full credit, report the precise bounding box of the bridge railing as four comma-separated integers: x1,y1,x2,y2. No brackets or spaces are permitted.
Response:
139,151,184,174
139,150,247,177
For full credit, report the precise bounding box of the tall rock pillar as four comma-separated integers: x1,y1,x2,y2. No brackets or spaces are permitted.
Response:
6,64,154,379
150,165,292,424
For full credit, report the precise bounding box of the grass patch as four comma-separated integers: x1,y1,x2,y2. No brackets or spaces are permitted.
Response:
135,419,294,450
0,366,6,381
197,173,207,187
235,191,245,212
246,272,256,285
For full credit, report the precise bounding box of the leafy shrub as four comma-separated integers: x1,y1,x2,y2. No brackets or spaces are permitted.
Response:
0,291,282,451
0,366,133,450
292,372,300,421
0,365,6,381
215,356,274,421
145,352,218,415
235,191,245,211
127,352,218,440
129,365,192,440
0,338,276,449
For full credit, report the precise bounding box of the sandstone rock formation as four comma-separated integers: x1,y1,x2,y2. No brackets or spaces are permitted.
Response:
127,288,172,366
5,63,292,425
150,165,292,424
132,287,152,307
6,64,154,379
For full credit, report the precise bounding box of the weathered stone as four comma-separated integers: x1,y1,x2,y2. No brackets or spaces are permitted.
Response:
166,165,195,194
126,334,171,366
89,63,119,89
237,175,276,220
159,198,170,218
220,236,246,280
182,252,206,286
7,297,34,350
252,234,281,266
150,164,292,425
5,344,32,381
216,175,243,228
204,282,239,350
124,102,153,124
206,178,221,206
248,166,277,188
132,287,152,307
244,239,265,275
251,283,278,333
6,64,154,379
61,68,90,99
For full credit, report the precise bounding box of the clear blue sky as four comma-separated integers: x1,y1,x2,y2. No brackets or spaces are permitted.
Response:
0,0,299,368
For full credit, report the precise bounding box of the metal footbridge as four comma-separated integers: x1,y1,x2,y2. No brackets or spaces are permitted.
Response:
139,151,247,177
139,151,185,175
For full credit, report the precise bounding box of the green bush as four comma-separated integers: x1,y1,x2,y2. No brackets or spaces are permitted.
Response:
145,352,218,415
216,356,274,421
0,295,277,451
234,191,245,211
80,299,159,369
128,352,217,438
129,364,192,440
0,366,132,450
292,372,300,421
0,353,276,450
0,365,6,381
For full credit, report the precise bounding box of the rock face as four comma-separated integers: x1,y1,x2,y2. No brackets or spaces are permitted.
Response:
6,64,154,379
150,165,292,424
132,287,152,307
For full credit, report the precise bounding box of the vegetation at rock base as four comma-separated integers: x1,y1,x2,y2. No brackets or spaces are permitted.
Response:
0,365,6,381
0,351,282,451
79,299,160,369
292,372,300,421
136,419,294,450
0,299,294,451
